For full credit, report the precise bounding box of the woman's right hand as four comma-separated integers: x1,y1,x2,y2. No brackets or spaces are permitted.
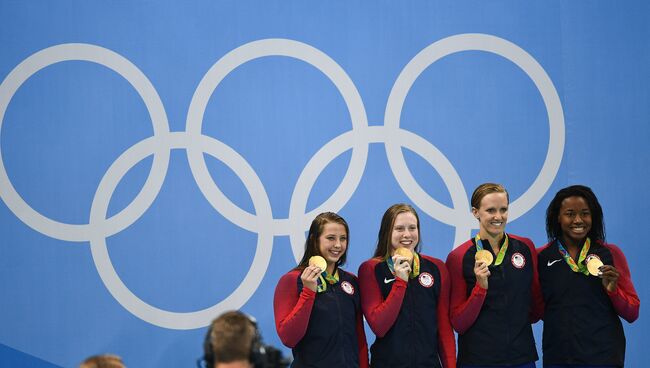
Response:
392,255,412,282
301,266,322,292
474,260,490,289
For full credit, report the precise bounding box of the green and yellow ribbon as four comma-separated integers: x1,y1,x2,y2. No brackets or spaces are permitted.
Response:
386,251,421,279
556,237,591,275
475,233,509,266
316,270,339,293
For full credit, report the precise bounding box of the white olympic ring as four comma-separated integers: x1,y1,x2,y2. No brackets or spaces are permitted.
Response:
89,133,273,330
0,34,564,330
385,33,565,243
184,38,368,237
0,43,171,242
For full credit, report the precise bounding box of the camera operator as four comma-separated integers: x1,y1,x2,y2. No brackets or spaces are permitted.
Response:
200,310,289,368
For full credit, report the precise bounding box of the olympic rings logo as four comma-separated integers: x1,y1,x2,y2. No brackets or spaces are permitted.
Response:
0,34,564,329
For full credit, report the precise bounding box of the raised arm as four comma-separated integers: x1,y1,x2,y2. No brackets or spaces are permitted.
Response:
446,246,486,334
358,259,407,337
606,244,640,323
273,271,316,348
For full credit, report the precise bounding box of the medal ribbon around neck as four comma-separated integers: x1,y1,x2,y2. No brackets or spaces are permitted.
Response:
556,237,591,275
386,252,421,279
316,269,339,293
475,233,509,266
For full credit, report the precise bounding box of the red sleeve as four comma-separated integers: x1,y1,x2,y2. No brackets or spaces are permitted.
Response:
273,270,316,348
530,243,552,323
445,242,487,334
519,236,544,323
358,258,407,337
355,303,370,368
422,256,456,368
605,244,640,323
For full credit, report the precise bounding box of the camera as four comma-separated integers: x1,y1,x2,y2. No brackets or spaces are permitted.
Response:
252,344,291,368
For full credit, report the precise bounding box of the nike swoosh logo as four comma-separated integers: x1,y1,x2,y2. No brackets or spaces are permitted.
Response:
547,259,562,266
384,277,395,284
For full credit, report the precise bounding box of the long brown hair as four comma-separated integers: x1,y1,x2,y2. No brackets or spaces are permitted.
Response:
372,204,421,259
296,212,349,269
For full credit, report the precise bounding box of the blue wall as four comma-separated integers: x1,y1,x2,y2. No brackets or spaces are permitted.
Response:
1,2,647,367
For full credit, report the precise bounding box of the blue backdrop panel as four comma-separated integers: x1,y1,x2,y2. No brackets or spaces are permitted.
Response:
0,2,648,367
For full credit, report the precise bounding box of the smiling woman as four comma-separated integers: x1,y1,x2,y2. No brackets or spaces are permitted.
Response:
273,212,368,368
358,204,456,368
537,185,640,367
445,183,543,368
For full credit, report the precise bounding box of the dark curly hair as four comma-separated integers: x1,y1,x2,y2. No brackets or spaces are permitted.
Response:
545,185,605,243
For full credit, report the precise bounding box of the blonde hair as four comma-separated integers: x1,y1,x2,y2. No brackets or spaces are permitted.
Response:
471,183,509,210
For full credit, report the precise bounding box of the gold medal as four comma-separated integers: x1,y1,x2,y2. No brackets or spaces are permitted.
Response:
395,247,414,264
475,249,494,266
586,257,604,276
309,256,327,272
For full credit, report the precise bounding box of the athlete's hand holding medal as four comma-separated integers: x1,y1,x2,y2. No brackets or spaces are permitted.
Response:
586,257,620,293
598,265,620,292
474,250,492,289
392,247,413,282
302,256,327,292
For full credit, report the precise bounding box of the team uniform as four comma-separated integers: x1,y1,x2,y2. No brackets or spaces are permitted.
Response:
357,254,455,368
446,234,543,367
537,240,640,368
273,268,369,368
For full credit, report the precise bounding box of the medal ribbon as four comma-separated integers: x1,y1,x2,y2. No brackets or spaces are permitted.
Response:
316,269,339,293
386,252,421,279
556,237,591,275
475,233,509,266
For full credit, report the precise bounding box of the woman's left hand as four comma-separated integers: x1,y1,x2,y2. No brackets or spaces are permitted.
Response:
392,255,411,282
599,265,619,293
